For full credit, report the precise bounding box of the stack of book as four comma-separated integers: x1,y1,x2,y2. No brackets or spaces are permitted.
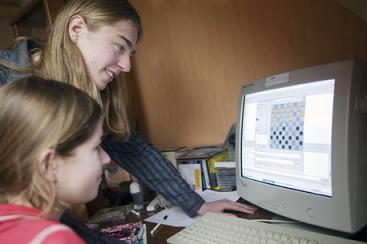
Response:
214,161,236,191
175,145,230,192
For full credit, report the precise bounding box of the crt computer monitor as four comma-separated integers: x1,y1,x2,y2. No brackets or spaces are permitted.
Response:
236,59,367,233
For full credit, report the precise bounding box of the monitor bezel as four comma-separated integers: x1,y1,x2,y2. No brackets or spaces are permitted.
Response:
236,60,361,233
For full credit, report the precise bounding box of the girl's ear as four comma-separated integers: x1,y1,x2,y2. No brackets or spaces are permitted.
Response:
37,149,57,183
68,15,87,43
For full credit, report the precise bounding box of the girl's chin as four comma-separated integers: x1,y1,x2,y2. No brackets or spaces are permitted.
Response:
96,83,107,91
92,78,109,90
99,80,111,90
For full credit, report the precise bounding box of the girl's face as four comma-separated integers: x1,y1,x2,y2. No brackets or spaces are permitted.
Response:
73,19,138,90
54,120,110,205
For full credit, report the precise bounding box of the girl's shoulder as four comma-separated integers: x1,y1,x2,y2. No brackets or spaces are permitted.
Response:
26,218,85,244
0,213,84,244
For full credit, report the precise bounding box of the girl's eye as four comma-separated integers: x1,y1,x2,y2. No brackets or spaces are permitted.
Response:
116,44,125,53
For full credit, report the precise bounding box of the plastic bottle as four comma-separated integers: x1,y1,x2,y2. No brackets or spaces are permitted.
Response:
129,181,144,210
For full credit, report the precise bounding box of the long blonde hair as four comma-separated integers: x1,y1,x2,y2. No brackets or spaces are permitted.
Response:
0,76,102,217
33,0,142,140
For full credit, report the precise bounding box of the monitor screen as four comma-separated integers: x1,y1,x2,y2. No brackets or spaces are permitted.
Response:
240,79,334,197
236,59,367,233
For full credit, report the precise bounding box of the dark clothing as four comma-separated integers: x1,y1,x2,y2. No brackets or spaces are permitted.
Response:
60,212,125,244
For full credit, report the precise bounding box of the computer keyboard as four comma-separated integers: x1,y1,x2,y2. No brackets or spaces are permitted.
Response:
167,212,363,244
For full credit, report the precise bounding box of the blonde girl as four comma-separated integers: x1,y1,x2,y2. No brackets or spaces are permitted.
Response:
0,76,110,243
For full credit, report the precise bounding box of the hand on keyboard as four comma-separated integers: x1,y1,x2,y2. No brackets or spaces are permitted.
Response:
197,198,258,216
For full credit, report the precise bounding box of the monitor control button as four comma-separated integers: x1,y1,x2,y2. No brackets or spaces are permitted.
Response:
306,208,315,218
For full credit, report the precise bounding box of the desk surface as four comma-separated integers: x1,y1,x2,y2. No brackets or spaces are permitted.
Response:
101,201,367,244
121,203,275,244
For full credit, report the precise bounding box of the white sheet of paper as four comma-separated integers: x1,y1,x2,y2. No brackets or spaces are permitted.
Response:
144,190,240,227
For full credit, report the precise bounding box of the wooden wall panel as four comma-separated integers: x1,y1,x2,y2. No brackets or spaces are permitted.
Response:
126,0,367,149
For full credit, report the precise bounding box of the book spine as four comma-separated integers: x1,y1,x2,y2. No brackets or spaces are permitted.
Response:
200,159,211,190
178,163,203,192
194,167,202,192
190,160,203,192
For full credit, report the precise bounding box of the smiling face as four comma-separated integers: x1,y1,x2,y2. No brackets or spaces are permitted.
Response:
70,18,138,90
54,120,111,206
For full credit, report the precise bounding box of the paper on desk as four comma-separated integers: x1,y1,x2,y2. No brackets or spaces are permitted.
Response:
144,190,240,227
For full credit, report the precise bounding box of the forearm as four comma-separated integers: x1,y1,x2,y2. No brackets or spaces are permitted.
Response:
101,131,205,217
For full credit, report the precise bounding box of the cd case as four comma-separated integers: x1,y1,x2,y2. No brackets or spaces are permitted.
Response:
100,222,146,244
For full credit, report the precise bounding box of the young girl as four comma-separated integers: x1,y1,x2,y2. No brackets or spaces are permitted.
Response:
0,76,110,243
0,0,256,226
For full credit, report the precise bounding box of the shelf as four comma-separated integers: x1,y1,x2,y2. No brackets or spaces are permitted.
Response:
10,0,65,40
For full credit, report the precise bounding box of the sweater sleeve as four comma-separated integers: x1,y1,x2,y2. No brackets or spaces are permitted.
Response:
101,129,205,217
